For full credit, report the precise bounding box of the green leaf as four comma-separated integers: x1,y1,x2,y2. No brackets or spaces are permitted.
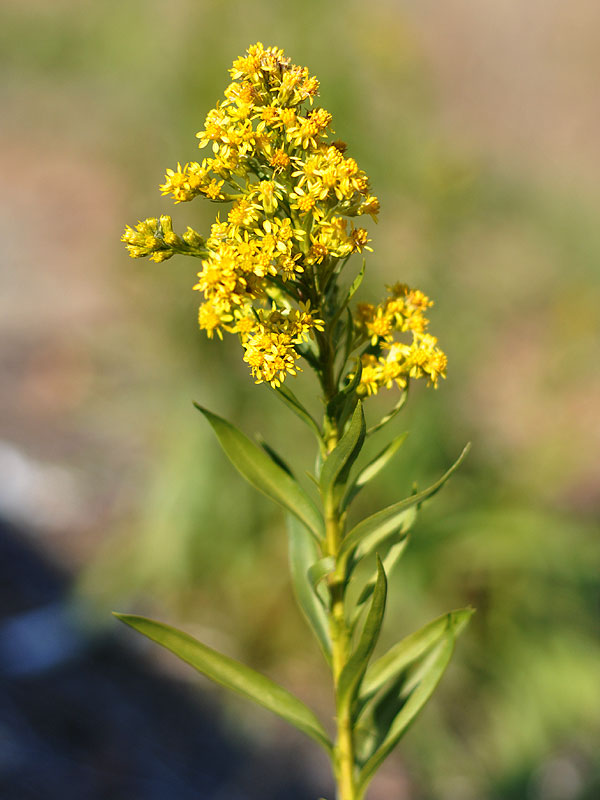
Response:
339,444,470,559
195,404,324,540
273,385,322,439
346,259,366,305
342,432,408,511
319,401,365,501
356,612,471,794
305,470,319,487
337,557,387,712
354,672,406,769
359,608,474,705
327,358,362,420
295,340,321,370
286,516,332,664
350,537,410,636
330,259,365,330
307,556,335,593
333,259,366,326
354,535,410,610
354,505,417,563
338,307,355,383
366,389,408,436
256,434,294,478
114,613,333,754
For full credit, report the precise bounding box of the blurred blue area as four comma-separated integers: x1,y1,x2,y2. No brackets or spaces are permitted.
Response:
0,518,327,800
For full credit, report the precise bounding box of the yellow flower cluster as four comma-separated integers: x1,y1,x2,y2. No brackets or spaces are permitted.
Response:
355,284,447,394
124,42,377,387
241,304,325,387
122,215,206,262
122,42,446,394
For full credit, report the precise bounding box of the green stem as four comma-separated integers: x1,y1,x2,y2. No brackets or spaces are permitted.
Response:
327,500,357,800
323,422,358,800
317,282,359,800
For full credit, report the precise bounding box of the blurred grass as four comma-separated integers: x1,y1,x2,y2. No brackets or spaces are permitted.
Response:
1,1,599,798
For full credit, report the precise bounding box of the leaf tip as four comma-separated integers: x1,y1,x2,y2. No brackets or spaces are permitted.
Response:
374,553,387,585
112,611,144,628
449,606,476,636
193,402,221,430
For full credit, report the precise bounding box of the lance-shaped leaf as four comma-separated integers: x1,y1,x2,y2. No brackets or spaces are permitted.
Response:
354,535,411,611
356,613,471,794
342,432,408,511
336,557,387,713
287,516,332,664
354,505,417,564
339,444,470,560
114,614,333,754
305,470,320,487
327,358,362,421
256,434,294,478
366,389,408,437
349,537,410,636
330,259,365,329
195,404,324,540
338,308,355,383
358,608,474,707
320,401,365,502
273,385,322,439
345,259,366,305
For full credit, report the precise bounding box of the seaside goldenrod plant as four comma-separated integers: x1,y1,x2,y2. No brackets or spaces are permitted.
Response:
117,43,471,800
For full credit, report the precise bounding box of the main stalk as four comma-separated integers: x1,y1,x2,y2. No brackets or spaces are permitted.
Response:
319,323,358,800
326,490,357,800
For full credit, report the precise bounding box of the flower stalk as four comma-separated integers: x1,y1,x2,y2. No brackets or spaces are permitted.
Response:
326,498,357,800
116,42,472,800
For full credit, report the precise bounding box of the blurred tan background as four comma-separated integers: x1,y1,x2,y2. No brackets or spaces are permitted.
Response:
1,1,599,798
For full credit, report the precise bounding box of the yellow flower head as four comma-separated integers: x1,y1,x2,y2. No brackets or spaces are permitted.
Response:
352,282,446,395
122,43,446,393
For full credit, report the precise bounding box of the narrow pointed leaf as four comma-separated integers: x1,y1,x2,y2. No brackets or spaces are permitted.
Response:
354,672,405,767
330,259,365,329
351,432,408,492
327,358,362,419
354,505,417,563
356,630,459,793
350,537,410,636
338,307,355,384
320,401,365,499
354,609,473,770
339,444,470,559
337,557,387,711
114,613,333,753
195,404,324,540
256,434,294,477
287,516,332,663
367,390,408,436
342,432,408,511
273,385,322,439
359,608,474,705
346,259,366,305
355,536,410,610
295,341,320,370
305,470,319,487
341,503,416,586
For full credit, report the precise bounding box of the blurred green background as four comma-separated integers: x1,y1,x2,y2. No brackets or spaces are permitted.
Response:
1,1,599,798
